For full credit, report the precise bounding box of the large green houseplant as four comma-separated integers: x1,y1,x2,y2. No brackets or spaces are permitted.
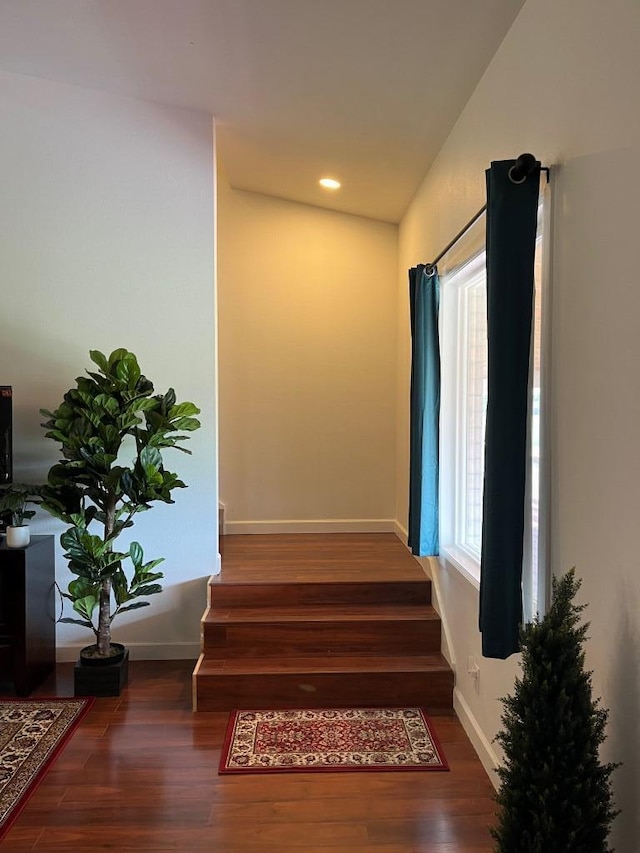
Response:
40,348,201,661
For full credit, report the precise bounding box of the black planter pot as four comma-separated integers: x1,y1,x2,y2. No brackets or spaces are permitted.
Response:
74,644,129,697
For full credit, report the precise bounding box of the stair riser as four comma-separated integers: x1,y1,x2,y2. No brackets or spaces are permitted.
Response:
203,621,442,656
209,581,431,608
194,670,453,712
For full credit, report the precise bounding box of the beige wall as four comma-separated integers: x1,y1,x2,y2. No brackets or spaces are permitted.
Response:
0,70,218,659
218,175,398,531
397,1,640,845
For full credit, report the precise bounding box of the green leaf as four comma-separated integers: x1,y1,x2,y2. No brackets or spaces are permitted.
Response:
68,579,100,600
94,394,120,416
164,388,177,411
169,416,201,432
117,412,142,430
168,445,192,455
99,423,121,447
139,446,162,470
69,512,88,529
92,452,117,470
77,389,95,407
129,541,143,569
73,595,99,621
133,398,160,413
115,354,141,387
140,558,164,574
169,402,201,419
131,569,163,587
99,551,126,569
85,371,107,385
89,350,109,373
129,583,163,598
111,568,131,606
79,410,102,429
108,348,131,369
115,601,150,615
59,617,95,629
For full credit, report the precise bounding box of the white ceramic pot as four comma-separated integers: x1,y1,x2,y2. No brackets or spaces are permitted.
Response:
6,525,30,548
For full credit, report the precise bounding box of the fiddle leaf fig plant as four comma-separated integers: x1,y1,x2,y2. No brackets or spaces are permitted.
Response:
40,348,201,659
0,483,42,527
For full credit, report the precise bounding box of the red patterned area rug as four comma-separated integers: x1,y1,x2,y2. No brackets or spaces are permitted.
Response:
219,707,449,774
0,698,94,841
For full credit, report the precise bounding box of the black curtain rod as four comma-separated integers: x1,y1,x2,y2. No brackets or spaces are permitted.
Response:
424,153,549,275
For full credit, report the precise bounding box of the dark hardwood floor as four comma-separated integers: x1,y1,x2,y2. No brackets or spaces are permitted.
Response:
2,660,497,852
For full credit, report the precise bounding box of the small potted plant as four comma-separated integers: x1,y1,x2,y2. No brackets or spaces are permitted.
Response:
0,483,42,548
40,348,201,694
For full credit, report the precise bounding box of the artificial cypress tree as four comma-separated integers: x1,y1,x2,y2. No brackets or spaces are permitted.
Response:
492,568,619,852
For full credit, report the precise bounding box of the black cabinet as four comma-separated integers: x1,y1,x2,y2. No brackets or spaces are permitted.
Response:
0,535,56,695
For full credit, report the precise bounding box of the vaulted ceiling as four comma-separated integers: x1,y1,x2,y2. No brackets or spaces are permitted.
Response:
0,0,525,222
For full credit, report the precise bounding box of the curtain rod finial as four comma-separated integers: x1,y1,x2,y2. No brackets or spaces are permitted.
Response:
509,152,539,184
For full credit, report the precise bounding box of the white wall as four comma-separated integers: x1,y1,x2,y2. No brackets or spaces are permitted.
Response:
397,1,640,846
0,70,217,659
218,175,398,532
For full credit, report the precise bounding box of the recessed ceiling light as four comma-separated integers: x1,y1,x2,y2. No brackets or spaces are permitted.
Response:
319,177,341,190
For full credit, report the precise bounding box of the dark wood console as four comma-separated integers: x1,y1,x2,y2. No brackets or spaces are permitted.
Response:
0,535,56,695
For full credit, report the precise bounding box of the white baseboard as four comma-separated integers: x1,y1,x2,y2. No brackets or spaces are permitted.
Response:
224,519,396,535
423,556,455,667
453,686,500,789
393,520,408,541
56,642,201,662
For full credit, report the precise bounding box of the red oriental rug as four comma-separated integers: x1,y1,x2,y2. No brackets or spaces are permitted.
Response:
219,707,449,774
0,698,94,841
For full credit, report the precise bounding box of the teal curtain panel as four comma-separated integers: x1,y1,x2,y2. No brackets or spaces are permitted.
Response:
408,265,440,557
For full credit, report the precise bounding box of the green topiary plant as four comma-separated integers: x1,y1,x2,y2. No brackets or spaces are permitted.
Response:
492,568,620,852
40,348,201,660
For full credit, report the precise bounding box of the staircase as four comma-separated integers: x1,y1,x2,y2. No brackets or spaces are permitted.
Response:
192,533,453,712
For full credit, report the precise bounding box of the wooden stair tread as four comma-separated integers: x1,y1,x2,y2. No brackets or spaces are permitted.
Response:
204,604,438,623
195,653,451,675
194,534,452,712
216,534,430,583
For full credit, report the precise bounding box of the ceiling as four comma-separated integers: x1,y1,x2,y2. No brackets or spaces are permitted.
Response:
0,0,525,223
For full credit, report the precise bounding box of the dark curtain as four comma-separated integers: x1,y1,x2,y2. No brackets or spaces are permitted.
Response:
479,159,540,659
408,265,440,556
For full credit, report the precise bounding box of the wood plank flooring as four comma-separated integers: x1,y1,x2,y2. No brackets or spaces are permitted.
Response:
1,660,497,852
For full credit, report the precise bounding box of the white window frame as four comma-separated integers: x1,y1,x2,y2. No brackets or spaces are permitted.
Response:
454,258,487,563
439,251,487,587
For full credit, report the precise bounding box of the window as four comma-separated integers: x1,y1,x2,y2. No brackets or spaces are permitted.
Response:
439,198,548,618
455,252,487,562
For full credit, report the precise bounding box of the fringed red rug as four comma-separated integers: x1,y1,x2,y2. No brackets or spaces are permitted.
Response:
219,707,449,774
0,697,94,841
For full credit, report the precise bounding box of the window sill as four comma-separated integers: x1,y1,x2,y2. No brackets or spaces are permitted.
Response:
439,545,480,591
